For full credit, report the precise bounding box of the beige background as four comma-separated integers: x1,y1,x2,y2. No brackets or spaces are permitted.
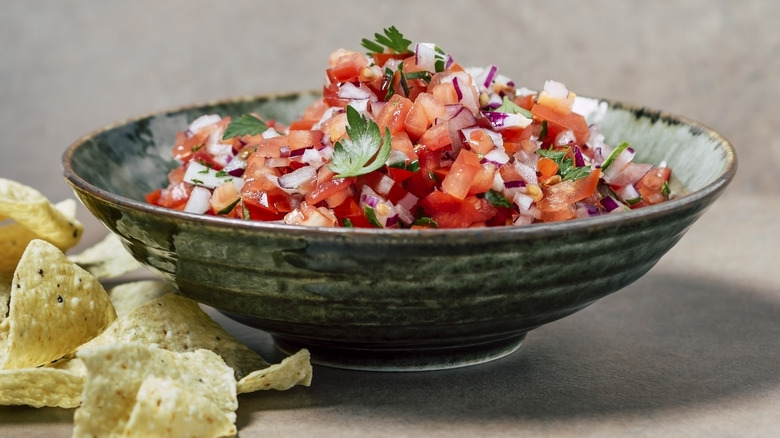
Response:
1,1,779,437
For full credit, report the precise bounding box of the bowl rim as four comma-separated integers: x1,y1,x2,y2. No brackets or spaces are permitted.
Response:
61,91,738,240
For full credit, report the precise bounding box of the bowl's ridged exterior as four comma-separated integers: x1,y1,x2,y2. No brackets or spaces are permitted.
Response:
63,92,736,370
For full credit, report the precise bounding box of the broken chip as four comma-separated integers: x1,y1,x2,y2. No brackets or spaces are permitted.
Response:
123,376,237,438
0,239,116,369
0,358,86,408
0,197,82,275
74,342,238,437
79,290,312,387
107,279,178,317
68,232,143,280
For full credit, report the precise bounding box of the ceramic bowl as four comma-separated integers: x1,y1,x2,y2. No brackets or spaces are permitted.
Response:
62,92,736,371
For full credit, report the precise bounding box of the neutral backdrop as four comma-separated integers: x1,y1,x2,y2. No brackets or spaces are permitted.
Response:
1,1,779,437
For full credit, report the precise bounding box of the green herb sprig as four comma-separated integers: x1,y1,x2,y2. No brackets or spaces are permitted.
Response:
328,106,392,178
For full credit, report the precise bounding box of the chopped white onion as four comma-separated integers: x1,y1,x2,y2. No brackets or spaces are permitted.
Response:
183,161,235,189
183,186,212,214
278,165,316,189
186,114,221,137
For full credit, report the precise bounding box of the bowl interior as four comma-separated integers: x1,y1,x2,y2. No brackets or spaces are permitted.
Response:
66,93,734,209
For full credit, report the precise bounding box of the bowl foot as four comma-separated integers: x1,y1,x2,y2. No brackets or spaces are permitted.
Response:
273,334,526,372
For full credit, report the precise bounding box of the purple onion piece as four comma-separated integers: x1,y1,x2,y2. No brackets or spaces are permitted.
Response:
227,167,245,177
504,180,526,189
574,146,585,167
601,196,620,212
452,76,464,101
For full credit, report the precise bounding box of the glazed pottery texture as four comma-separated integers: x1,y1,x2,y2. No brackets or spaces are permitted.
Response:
62,92,736,370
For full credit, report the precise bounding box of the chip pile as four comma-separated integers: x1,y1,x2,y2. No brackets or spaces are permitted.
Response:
0,179,313,437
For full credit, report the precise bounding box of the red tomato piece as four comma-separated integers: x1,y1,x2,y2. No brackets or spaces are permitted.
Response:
375,94,413,135
531,103,590,145
419,191,488,228
442,149,481,200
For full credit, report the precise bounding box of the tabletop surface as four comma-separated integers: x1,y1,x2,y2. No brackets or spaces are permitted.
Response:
1,1,778,437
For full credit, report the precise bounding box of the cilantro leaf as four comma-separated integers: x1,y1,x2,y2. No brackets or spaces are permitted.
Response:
222,114,269,140
485,190,513,208
495,96,533,118
361,26,412,55
537,148,592,181
328,106,392,178
364,207,384,228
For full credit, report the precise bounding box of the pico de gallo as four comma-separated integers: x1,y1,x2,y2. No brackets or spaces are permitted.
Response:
146,26,672,228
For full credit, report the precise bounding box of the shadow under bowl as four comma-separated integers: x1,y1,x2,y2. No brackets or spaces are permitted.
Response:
62,92,736,371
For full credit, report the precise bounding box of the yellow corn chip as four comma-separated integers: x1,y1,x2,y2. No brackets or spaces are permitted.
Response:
79,292,273,380
122,376,237,438
0,273,10,321
0,366,85,408
74,343,237,437
0,239,116,369
107,279,178,317
0,198,81,275
68,232,143,280
237,348,312,394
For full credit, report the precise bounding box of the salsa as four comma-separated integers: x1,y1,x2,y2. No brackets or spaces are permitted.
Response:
146,27,672,228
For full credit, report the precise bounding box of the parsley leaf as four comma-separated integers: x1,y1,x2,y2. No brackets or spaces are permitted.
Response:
496,96,533,118
361,26,412,55
328,106,392,178
222,114,269,140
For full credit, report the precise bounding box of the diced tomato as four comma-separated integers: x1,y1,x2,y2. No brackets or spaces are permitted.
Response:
145,189,162,205
636,166,671,205
464,129,495,155
468,163,498,195
155,181,192,210
419,191,489,228
531,103,590,145
513,94,536,111
241,183,292,221
417,121,452,151
323,83,351,108
537,168,602,220
305,177,355,206
405,146,442,198
442,149,481,199
371,52,411,67
210,181,240,215
537,157,559,180
333,196,372,228
288,130,324,151
390,132,417,162
326,50,369,84
375,94,413,135
387,166,416,184
430,82,459,105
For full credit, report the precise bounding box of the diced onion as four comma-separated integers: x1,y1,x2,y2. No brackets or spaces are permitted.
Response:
183,186,212,214
278,165,316,189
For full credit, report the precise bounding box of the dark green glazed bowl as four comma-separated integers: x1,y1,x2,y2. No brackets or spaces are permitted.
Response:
62,92,736,371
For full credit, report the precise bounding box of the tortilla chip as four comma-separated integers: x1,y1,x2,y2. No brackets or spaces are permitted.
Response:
78,292,272,380
0,357,86,408
0,365,85,408
237,348,312,393
0,198,82,275
74,343,237,437
123,376,237,438
0,273,10,321
0,239,116,369
69,232,143,280
107,279,178,317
